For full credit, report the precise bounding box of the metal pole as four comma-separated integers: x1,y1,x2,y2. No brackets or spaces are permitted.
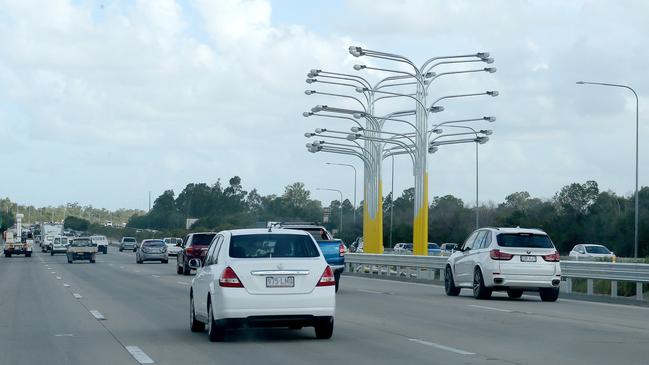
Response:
148,191,151,212
317,188,344,233
390,155,395,247
475,142,479,229
325,163,357,224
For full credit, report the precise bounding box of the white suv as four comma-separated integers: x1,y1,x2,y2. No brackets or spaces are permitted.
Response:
189,228,336,341
90,235,109,254
444,227,561,302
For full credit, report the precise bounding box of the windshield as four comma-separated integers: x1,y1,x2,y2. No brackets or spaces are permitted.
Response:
229,234,320,258
585,245,611,254
143,240,165,247
70,239,92,247
497,233,554,248
190,233,216,246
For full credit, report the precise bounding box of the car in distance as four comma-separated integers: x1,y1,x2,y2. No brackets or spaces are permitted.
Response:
50,236,69,256
428,243,442,256
189,228,335,341
119,237,137,252
444,227,561,302
393,243,413,255
136,239,168,264
440,243,457,256
90,235,109,254
67,237,97,263
568,244,616,261
177,232,217,275
164,237,183,256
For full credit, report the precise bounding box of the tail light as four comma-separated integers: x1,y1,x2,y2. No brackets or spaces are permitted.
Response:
317,266,336,287
219,267,244,287
542,251,560,262
185,247,194,256
490,249,514,260
339,243,345,256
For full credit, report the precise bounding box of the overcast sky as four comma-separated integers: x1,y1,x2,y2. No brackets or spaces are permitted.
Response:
1,0,648,211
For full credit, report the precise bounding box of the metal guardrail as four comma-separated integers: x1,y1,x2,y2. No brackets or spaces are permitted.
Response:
345,253,649,301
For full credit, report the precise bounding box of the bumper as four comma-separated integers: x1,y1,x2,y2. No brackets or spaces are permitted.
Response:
68,252,94,260
213,287,335,320
121,245,135,250
51,248,67,254
140,253,168,261
486,273,562,289
168,249,182,256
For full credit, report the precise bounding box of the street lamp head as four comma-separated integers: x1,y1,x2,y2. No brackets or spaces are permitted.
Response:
311,105,326,113
486,90,499,97
310,69,321,75
424,71,436,78
304,90,316,95
476,52,490,59
576,81,585,84
350,126,364,133
307,72,316,78
484,67,497,73
346,133,360,141
315,128,327,134
302,111,313,117
429,105,445,113
305,78,317,84
475,136,490,144
479,129,493,135
353,112,365,119
355,86,368,93
428,146,439,154
483,116,496,122
353,64,366,71
483,57,495,64
349,46,364,57
432,128,443,134
304,133,316,138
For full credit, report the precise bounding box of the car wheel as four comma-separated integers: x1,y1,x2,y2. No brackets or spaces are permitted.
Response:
190,295,205,332
25,252,31,257
133,248,136,252
183,264,191,276
177,264,183,275
314,317,334,339
90,258,96,264
103,247,108,254
444,266,461,296
207,301,225,342
473,268,492,300
507,289,524,299
539,287,559,302
119,248,123,252
162,260,168,264
50,251,54,256
5,253,11,258
334,273,340,293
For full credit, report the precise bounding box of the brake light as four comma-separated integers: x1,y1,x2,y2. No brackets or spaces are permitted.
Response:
317,266,335,287
339,243,345,256
185,247,194,255
490,249,514,260
542,251,561,262
219,267,244,287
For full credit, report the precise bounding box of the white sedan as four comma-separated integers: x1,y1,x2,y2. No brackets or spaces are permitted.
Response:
189,228,336,341
568,244,616,261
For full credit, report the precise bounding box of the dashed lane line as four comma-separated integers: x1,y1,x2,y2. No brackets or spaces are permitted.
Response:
125,346,155,364
468,304,513,313
72,293,83,299
89,310,106,320
408,338,475,356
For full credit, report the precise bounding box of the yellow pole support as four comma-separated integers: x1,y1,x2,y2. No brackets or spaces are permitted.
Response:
412,173,428,256
362,182,384,254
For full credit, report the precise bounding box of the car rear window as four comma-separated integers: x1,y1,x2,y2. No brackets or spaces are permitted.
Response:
284,227,332,241
123,237,136,243
190,233,216,246
585,246,611,254
229,234,320,258
143,240,164,247
496,233,554,248
71,239,92,247
428,243,440,249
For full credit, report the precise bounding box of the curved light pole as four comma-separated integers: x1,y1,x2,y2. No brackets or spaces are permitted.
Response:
317,188,344,233
576,81,640,258
325,162,357,224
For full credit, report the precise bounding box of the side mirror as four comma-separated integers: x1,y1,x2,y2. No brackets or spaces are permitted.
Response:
188,258,202,270
176,243,182,247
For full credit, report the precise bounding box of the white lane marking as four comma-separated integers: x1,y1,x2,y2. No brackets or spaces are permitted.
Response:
408,338,475,355
125,346,155,364
357,289,384,294
63,283,70,287
56,276,62,280
177,281,190,285
151,275,160,278
468,304,513,313
135,270,141,273
51,271,56,274
89,310,106,320
72,293,83,299
55,334,74,337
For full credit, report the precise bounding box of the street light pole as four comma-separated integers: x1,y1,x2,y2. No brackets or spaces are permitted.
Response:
576,81,640,258
325,162,357,224
317,187,344,233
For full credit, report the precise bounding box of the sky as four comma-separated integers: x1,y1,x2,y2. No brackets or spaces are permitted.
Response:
0,0,648,211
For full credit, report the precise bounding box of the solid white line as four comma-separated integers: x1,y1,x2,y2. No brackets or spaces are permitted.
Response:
54,334,74,337
63,284,70,287
51,271,56,274
357,289,385,294
468,304,513,313
72,293,83,299
89,310,106,320
151,275,160,278
408,338,475,355
125,346,155,364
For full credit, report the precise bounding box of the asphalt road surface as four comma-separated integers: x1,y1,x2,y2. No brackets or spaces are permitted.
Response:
1,249,648,365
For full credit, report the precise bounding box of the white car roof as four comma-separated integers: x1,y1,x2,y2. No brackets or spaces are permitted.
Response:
229,228,311,236
582,244,606,247
492,227,547,235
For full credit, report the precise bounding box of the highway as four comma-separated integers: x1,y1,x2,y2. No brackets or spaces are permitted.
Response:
1,250,648,365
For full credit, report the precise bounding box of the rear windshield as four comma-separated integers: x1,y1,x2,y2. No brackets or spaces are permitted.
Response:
190,233,216,246
71,239,92,247
428,243,440,249
497,233,554,248
284,227,332,241
229,234,320,258
143,240,164,247
443,244,456,250
123,237,136,243
585,246,611,254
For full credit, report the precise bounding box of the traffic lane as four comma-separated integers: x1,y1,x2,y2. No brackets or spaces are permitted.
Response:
340,276,649,365
49,253,502,365
0,254,136,365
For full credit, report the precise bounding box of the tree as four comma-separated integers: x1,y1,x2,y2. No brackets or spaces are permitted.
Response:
64,216,90,231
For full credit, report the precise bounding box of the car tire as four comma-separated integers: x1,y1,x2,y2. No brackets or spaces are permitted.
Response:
133,248,136,252
50,251,54,256
162,260,168,264
314,317,334,339
177,264,183,275
207,301,225,342
103,247,108,254
5,252,11,258
334,273,340,293
119,248,123,252
90,259,96,264
444,266,461,296
539,287,559,302
183,264,191,276
25,252,31,257
68,258,73,264
473,268,492,300
507,289,524,299
190,295,205,332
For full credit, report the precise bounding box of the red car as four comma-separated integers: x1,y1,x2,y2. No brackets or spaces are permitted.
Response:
176,232,217,275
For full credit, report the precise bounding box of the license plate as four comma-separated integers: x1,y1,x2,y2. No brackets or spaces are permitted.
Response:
266,276,294,288
520,255,537,262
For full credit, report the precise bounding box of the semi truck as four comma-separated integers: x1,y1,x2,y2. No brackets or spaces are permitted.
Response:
3,214,32,257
